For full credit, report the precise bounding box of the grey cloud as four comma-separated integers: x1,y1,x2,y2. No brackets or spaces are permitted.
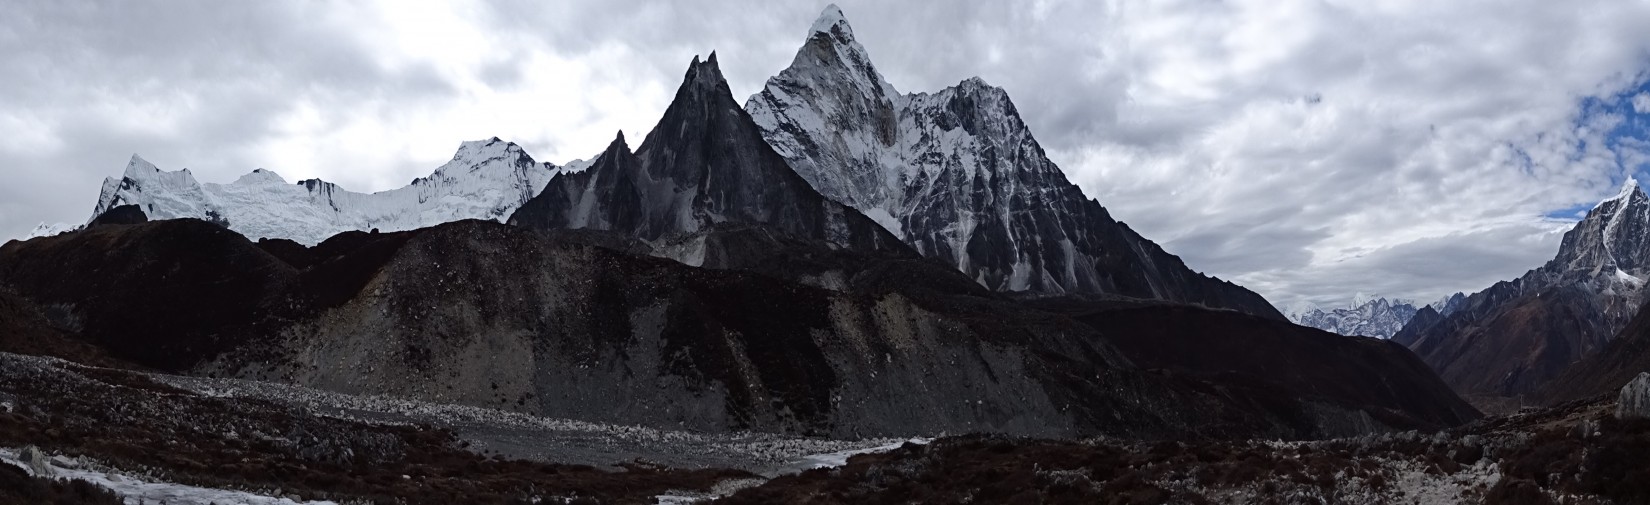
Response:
0,0,460,237
1247,222,1568,307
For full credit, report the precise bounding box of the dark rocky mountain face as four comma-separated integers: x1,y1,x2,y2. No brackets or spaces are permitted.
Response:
745,6,1283,320
0,218,1477,440
1539,296,1650,404
1392,306,1442,346
509,54,905,261
1396,182,1650,401
87,204,148,227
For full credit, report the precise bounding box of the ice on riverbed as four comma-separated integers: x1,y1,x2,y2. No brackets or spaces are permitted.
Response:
796,437,932,470
1,447,335,505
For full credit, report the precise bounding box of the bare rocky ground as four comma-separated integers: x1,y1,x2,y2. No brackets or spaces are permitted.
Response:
721,399,1650,505
4,349,1647,504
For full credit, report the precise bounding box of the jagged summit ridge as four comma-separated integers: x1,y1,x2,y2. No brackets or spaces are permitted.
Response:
509,54,905,258
745,6,1283,319
82,138,569,245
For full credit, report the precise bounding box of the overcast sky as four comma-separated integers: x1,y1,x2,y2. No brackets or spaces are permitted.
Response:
4,0,1650,309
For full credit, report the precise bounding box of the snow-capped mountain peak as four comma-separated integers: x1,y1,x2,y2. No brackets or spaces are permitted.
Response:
811,4,850,36
1595,176,1643,210
232,168,288,186
94,154,219,225
744,5,1285,318
1281,300,1321,321
441,137,522,174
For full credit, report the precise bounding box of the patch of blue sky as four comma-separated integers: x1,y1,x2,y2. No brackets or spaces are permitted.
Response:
1542,78,1650,220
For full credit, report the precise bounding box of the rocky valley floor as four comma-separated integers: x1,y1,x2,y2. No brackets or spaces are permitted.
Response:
2,351,1647,504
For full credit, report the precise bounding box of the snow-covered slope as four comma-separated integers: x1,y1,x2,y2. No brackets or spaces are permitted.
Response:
745,5,1283,319
86,138,567,244
1287,295,1420,339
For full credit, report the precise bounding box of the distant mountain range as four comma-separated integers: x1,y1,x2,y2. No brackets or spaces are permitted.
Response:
1285,293,1464,339
39,139,587,245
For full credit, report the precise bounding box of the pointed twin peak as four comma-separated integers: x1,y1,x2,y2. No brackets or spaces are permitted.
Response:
685,51,723,82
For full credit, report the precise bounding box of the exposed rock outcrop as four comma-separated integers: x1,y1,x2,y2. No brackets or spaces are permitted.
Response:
1616,372,1650,419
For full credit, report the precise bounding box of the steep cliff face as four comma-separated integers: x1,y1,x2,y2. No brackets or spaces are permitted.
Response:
509,54,905,260
1398,180,1650,398
1539,296,1650,404
745,6,1282,319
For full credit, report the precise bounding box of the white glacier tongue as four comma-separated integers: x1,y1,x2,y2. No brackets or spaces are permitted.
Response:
85,138,570,245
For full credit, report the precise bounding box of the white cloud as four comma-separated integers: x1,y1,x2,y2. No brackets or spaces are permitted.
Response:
3,0,1650,309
